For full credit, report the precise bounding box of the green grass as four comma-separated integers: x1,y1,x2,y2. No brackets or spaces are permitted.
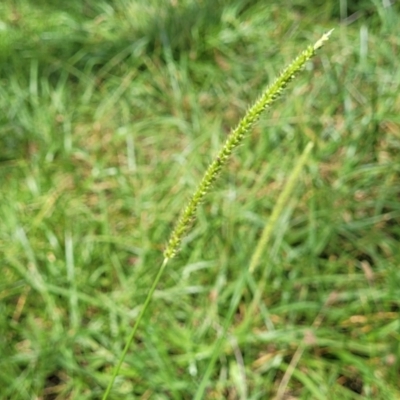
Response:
1,0,400,399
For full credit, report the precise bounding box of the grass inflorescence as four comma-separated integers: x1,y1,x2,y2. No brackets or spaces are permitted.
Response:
164,30,332,261
103,30,332,399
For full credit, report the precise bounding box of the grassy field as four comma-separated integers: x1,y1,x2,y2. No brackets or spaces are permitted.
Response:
1,0,400,399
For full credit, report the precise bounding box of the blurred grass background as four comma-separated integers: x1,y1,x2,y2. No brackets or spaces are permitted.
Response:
1,0,400,399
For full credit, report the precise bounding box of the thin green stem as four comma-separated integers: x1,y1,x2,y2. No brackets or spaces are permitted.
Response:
102,258,169,399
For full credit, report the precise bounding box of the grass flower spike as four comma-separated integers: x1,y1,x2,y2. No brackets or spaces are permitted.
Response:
103,30,332,399
164,30,333,259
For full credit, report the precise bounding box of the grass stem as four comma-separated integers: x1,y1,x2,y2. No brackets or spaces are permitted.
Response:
103,31,332,398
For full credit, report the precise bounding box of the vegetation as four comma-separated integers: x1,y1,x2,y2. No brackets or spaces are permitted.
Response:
1,1,399,399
